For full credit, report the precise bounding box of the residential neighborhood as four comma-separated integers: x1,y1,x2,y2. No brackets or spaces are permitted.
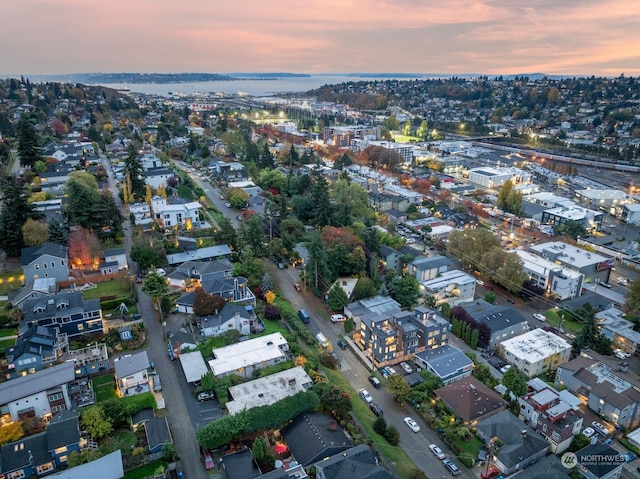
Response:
1,74,640,479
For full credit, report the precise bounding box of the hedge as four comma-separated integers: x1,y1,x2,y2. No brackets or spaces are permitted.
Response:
196,390,319,449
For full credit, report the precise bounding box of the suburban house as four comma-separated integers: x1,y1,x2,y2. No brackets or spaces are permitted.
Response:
208,333,289,378
114,351,151,397
0,410,81,478
575,443,625,479
518,387,584,453
143,166,174,189
20,290,103,338
151,195,202,229
166,244,232,266
226,366,313,415
466,301,529,349
167,259,234,289
103,248,128,271
379,244,403,274
476,410,550,475
0,361,75,422
408,256,453,282
4,325,68,379
21,242,69,286
420,269,476,307
435,376,507,425
281,412,354,467
10,277,58,309
500,329,572,378
129,202,152,227
174,276,256,313
199,302,255,338
413,344,474,384
312,445,393,479
358,307,449,365
555,356,640,429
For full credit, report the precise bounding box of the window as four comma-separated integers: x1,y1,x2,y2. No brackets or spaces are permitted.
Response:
51,262,55,268
54,446,67,454
7,471,26,479
58,455,67,463
43,263,47,269
51,404,66,413
36,464,54,475
35,264,40,270
76,324,84,331
61,260,65,266
49,393,63,401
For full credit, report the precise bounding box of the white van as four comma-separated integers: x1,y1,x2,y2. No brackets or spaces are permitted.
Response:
315,333,330,348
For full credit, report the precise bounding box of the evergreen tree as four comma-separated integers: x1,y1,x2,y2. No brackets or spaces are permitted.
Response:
17,116,42,168
48,219,68,246
327,283,349,311
124,144,145,199
214,216,238,251
470,329,479,350
241,215,267,258
0,176,41,256
257,141,274,169
305,232,330,294
309,165,333,227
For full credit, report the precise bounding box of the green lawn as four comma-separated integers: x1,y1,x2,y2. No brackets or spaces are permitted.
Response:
82,278,132,299
93,374,117,402
450,435,484,466
261,318,289,336
123,459,168,479
115,429,137,449
544,309,583,333
0,328,17,337
0,338,15,351
0,269,24,295
322,367,416,479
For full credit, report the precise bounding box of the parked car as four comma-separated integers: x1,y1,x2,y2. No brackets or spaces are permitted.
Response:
500,364,512,374
400,361,413,374
336,339,348,350
429,444,446,460
225,202,232,207
533,313,546,321
582,427,596,438
476,279,485,286
203,448,214,470
403,416,420,433
622,451,637,463
592,421,610,436
602,283,613,289
506,298,515,304
358,388,373,404
197,391,216,402
481,466,500,479
442,459,460,476
330,314,346,323
297,309,311,324
370,403,383,416
293,282,301,292
385,366,398,376
153,375,162,392
368,376,381,388
614,349,630,359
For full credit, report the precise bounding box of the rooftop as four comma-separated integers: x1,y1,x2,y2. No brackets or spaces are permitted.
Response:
414,344,474,379
501,329,571,362
435,376,507,423
0,361,75,404
543,204,601,221
114,351,150,379
208,333,288,377
529,241,611,268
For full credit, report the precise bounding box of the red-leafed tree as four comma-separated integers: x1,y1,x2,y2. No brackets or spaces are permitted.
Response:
193,287,226,317
412,178,432,195
68,227,101,270
320,226,361,249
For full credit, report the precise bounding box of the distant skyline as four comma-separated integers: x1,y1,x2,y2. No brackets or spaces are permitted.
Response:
3,0,640,78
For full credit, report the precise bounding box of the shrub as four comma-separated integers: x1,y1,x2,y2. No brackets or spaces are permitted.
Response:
384,425,400,445
373,417,387,435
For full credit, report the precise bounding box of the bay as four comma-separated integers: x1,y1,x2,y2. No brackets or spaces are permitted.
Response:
101,74,424,98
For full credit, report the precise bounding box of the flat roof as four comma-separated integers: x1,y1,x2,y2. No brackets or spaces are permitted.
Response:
421,269,476,290
530,241,611,267
208,333,288,377
576,189,630,201
543,205,601,220
501,329,571,362
226,366,312,415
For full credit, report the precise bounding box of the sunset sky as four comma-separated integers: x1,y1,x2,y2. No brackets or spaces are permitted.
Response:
2,0,640,77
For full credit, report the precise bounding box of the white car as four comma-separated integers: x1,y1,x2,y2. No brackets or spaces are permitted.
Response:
429,444,446,459
358,388,373,404
500,364,512,374
533,313,546,322
330,314,346,323
400,361,413,374
476,279,485,286
582,427,596,438
404,416,421,433
617,277,629,285
614,349,630,360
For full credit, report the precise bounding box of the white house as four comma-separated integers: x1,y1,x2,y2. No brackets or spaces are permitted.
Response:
151,196,202,229
515,250,583,300
143,167,174,189
114,351,151,397
129,202,152,226
501,329,571,378
208,333,289,378
103,248,128,271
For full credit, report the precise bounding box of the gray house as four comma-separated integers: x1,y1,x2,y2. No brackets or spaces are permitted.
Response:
575,443,625,479
476,410,549,475
466,301,529,349
408,256,453,282
4,325,67,379
21,242,69,286
199,302,254,337
313,445,393,479
414,344,474,385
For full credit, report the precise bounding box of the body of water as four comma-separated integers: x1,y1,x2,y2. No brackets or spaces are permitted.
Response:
102,74,425,97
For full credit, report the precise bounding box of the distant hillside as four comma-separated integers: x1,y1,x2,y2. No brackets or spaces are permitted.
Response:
26,72,236,84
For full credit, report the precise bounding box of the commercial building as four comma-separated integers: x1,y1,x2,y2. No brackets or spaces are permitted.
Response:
516,250,583,300
501,329,571,378
467,166,532,189
529,241,613,285
574,189,633,215
540,205,604,233
621,204,640,224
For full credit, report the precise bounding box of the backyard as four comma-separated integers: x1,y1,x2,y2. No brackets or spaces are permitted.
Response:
0,269,24,296
93,373,118,402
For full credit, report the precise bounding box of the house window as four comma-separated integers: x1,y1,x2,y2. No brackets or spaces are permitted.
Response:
51,404,66,413
36,463,54,475
43,263,47,269
35,264,40,270
7,471,26,479
49,393,63,401
51,262,55,268
54,446,67,454
61,260,65,266
77,324,84,331
58,455,67,463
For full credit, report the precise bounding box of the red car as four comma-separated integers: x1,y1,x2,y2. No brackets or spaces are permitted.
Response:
481,466,500,479
293,283,301,292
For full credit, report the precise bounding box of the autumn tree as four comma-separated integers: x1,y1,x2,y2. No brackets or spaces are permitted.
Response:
0,423,24,446
68,227,101,269
22,219,49,246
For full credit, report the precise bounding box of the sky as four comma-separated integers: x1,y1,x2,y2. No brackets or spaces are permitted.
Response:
2,0,640,77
